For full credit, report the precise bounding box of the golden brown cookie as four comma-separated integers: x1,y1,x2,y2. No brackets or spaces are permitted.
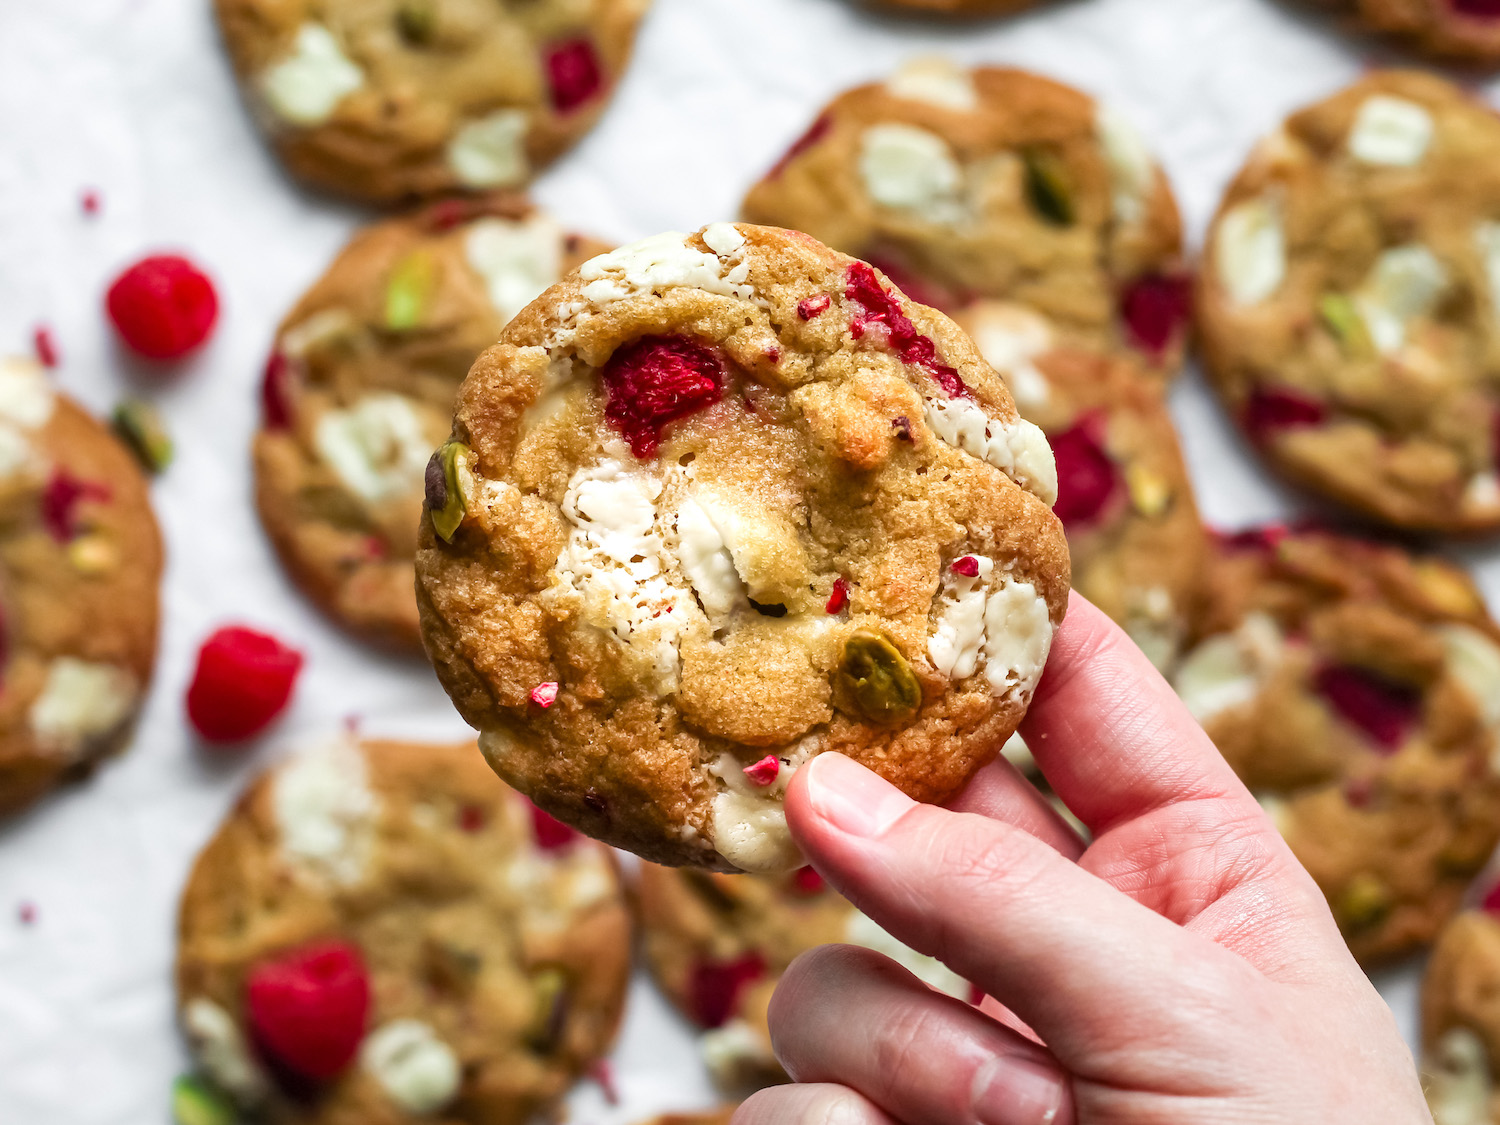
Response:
870,0,1042,12
636,1112,737,1125
0,358,162,817
742,59,1189,379
213,0,650,204
954,301,1205,670
414,223,1070,872
638,863,971,1091
255,195,608,650
1198,71,1500,534
1172,526,1500,965
1303,0,1500,64
1422,908,1500,1123
175,735,632,1124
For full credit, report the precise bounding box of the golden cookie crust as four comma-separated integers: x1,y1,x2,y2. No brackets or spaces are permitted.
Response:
254,195,608,651
414,223,1070,872
175,736,632,1125
870,0,1042,12
0,362,162,817
742,62,1187,379
1198,71,1500,534
1305,0,1500,64
636,1113,737,1125
1421,910,1500,1121
213,0,650,204
1174,528,1500,965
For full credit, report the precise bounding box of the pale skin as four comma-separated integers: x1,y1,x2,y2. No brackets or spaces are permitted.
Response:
732,594,1433,1125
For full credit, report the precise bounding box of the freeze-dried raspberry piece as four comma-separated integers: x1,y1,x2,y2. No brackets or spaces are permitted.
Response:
845,263,966,398
186,626,304,743
106,254,218,360
769,114,832,179
261,352,295,430
246,941,370,1081
825,576,850,615
1049,415,1119,528
33,326,59,369
1121,273,1191,358
798,294,831,320
530,802,581,852
600,336,726,459
41,473,110,543
743,756,780,786
1215,524,1290,554
1242,388,1327,444
951,556,980,578
547,39,602,114
1453,0,1500,18
688,952,766,1029
1314,664,1422,752
1482,880,1500,915
789,866,826,895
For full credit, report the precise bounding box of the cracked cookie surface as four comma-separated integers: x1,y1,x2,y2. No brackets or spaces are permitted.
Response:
414,222,1070,872
213,0,650,203
0,358,161,817
255,195,607,651
175,735,631,1125
1199,71,1500,534
1173,526,1500,965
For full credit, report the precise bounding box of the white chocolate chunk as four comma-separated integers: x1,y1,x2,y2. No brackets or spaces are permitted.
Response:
884,57,978,111
700,1019,776,1086
709,746,811,874
0,356,55,429
844,911,968,998
1355,244,1449,355
1465,471,1500,516
183,999,268,1105
960,302,1055,413
695,492,798,605
315,393,434,505
1441,625,1500,729
273,735,380,886
923,396,1059,506
361,1020,462,1115
448,109,531,188
0,424,32,479
673,496,746,620
1349,96,1434,168
578,230,754,306
928,556,995,680
1216,197,1286,307
1096,103,1156,225
464,214,564,325
1000,731,1035,774
1426,1027,1494,1125
858,124,965,224
260,23,364,127
29,659,136,760
1174,612,1284,723
1475,221,1500,325
702,222,747,257
982,578,1054,699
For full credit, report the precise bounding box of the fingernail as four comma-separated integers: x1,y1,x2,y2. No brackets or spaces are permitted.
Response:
804,753,913,839
973,1053,1069,1125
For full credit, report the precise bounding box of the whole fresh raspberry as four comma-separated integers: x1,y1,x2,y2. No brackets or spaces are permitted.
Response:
687,952,766,1029
186,626,304,743
106,254,219,360
600,335,726,459
546,39,603,114
1120,273,1191,358
246,941,370,1081
1049,415,1119,528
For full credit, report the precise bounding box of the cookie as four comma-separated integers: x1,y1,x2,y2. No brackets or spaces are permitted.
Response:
213,0,650,204
414,222,1071,872
1422,907,1500,1124
742,59,1189,379
871,0,1043,12
637,863,970,1091
1172,526,1500,964
255,195,609,650
1198,71,1500,534
175,735,632,1124
0,358,162,817
636,1113,736,1125
954,301,1205,670
1303,0,1500,65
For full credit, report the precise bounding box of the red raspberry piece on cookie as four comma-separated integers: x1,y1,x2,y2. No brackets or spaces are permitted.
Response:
601,335,726,459
247,941,370,1081
770,114,832,179
790,866,826,895
1482,880,1500,915
106,254,219,360
688,952,766,1029
825,576,850,615
1242,387,1327,444
40,472,110,543
186,626,304,743
1120,273,1191,359
845,262,967,398
1453,0,1500,17
1313,664,1422,752
1049,415,1119,528
261,352,295,430
530,802,581,852
547,39,603,114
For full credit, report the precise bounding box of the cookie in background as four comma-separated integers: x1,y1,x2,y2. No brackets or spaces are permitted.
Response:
1299,0,1500,65
1421,890,1500,1125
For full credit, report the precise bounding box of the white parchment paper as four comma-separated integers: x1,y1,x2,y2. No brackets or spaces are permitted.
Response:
0,0,1487,1120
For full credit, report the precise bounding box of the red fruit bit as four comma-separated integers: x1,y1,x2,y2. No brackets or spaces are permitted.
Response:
41,473,110,543
32,325,59,369
458,805,486,833
687,952,766,1029
743,755,780,787
968,983,985,1006
825,576,850,615
530,681,560,708
588,1060,620,1106
1343,776,1375,810
246,941,370,1081
844,263,967,398
891,415,913,442
186,626,304,743
769,113,832,179
1242,387,1327,445
262,352,295,430
1215,524,1289,554
798,293,831,320
865,255,959,315
790,866,825,895
546,38,603,114
81,190,101,216
17,902,36,925
952,556,980,578
1453,0,1500,18
1481,880,1500,916
530,802,581,852
600,335,725,459
1120,274,1191,359
1313,664,1422,753
1049,415,1120,529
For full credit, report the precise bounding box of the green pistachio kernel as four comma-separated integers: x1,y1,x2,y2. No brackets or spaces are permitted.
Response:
425,440,473,543
171,1076,236,1125
395,0,438,45
112,399,173,473
840,629,921,725
527,967,570,1051
1023,148,1075,227
384,250,437,332
1318,293,1373,357
1336,872,1392,932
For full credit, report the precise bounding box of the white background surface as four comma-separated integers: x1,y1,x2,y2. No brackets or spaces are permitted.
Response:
0,0,1487,1120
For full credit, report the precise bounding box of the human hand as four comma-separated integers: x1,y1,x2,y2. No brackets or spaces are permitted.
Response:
733,594,1430,1125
